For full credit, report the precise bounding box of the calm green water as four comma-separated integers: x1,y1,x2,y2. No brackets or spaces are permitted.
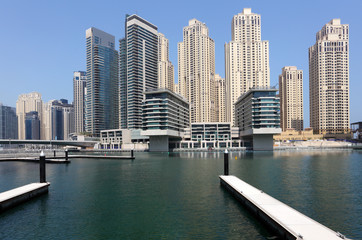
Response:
0,150,361,239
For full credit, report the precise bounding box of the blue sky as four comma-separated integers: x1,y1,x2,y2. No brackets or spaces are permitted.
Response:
0,0,361,127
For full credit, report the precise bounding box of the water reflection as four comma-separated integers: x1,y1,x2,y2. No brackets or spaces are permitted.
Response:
0,151,361,239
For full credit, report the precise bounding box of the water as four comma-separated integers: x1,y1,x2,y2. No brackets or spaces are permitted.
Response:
0,150,361,239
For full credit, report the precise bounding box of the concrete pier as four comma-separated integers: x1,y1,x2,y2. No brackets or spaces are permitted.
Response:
220,175,349,240
0,157,70,163
68,155,135,160
0,183,50,213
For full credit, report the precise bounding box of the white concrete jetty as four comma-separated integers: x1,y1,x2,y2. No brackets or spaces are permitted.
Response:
0,183,50,213
220,175,349,240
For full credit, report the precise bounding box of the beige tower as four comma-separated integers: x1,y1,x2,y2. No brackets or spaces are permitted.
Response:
309,19,350,137
225,8,270,124
174,83,179,94
16,92,43,140
178,19,216,123
279,66,303,131
158,33,174,91
215,74,226,122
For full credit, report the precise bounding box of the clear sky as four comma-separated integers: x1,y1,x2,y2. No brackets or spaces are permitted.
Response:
0,0,361,127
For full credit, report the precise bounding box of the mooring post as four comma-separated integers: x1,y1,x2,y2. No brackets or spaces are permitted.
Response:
131,150,134,158
224,149,229,175
65,149,68,161
40,151,46,183
54,150,56,158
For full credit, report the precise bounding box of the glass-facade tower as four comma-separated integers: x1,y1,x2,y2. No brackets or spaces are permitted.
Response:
120,15,158,129
85,27,119,137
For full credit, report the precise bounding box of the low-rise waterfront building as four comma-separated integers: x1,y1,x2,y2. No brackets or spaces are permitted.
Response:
179,122,243,149
351,122,362,141
141,88,189,151
99,128,149,150
235,87,281,150
273,128,323,141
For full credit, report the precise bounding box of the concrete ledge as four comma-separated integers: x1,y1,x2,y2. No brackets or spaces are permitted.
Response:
0,183,50,213
220,175,349,240
0,158,70,163
69,155,134,159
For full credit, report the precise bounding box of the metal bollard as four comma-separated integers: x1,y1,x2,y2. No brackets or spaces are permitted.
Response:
224,149,229,175
40,151,46,183
131,150,134,158
65,149,68,161
54,150,56,158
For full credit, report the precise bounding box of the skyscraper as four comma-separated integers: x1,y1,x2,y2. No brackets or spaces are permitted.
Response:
73,71,86,134
0,103,18,139
178,19,216,123
279,66,303,131
309,19,350,137
85,27,119,136
120,15,159,129
16,92,43,140
158,33,174,91
225,8,270,124
42,99,75,140
119,38,127,129
25,111,40,140
215,74,226,122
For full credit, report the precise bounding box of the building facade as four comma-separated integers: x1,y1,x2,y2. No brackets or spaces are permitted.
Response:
73,71,86,134
43,99,75,140
178,19,216,123
180,122,242,149
85,27,119,137
16,92,43,140
158,33,174,91
25,111,40,140
279,66,303,131
235,88,281,150
309,19,350,137
119,15,159,129
274,128,323,141
0,103,18,139
141,88,189,151
215,74,226,122
119,38,127,129
225,8,270,124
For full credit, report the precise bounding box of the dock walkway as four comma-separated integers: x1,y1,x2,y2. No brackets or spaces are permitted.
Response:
220,175,348,240
0,157,69,163
0,183,50,213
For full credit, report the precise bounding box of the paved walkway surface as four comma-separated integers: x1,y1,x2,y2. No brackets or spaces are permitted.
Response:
220,175,349,240
0,183,50,202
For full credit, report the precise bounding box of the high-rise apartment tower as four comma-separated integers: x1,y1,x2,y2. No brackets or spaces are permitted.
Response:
225,8,270,124
309,19,350,136
85,27,119,136
0,103,18,139
73,71,86,134
178,19,216,123
119,15,159,129
215,74,226,122
158,33,174,91
16,92,43,140
279,66,303,131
